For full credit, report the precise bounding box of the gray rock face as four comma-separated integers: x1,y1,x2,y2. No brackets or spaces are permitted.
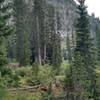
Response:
27,0,100,42
46,0,100,43
47,0,77,37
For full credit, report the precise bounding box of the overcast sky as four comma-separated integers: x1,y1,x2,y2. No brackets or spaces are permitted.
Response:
74,0,100,18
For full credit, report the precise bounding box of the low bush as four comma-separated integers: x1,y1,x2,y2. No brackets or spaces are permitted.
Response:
38,64,54,85
26,77,40,86
15,67,32,77
0,66,12,77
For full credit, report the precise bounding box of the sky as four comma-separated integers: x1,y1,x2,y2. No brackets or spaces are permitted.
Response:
74,0,100,18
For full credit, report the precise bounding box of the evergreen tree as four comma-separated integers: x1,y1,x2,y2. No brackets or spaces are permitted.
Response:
51,11,62,70
46,6,62,70
13,0,30,66
33,0,48,65
7,31,16,61
65,31,74,99
47,6,56,64
95,25,100,63
0,0,12,75
33,1,62,67
33,0,41,65
73,0,97,99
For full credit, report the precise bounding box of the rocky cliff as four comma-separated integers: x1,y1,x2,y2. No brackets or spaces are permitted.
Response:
27,0,100,44
47,0,100,39
47,0,77,37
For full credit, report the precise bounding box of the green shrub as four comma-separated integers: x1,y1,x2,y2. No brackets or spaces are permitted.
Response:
10,73,20,87
60,61,69,75
26,77,40,86
0,66,12,77
38,64,54,84
0,76,5,87
15,67,32,77
32,63,39,77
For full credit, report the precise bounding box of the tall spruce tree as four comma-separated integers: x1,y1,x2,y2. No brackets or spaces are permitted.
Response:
51,11,62,70
56,11,62,67
34,0,50,65
33,0,42,65
0,0,12,75
46,6,62,70
33,1,62,67
73,0,97,99
65,31,74,99
7,31,16,61
13,0,30,66
95,25,100,63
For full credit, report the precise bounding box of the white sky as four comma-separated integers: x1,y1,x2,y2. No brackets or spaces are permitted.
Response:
74,0,100,18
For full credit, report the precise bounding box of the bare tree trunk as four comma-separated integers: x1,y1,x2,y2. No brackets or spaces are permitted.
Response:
71,27,75,47
42,14,47,64
36,17,42,65
40,44,46,65
43,44,46,61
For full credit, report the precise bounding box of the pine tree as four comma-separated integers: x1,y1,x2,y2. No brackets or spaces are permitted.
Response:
0,0,12,75
95,25,100,63
33,0,48,65
65,31,74,99
13,0,30,66
7,31,16,61
51,11,62,70
73,0,97,99
45,6,55,64
46,6,62,70
33,0,41,65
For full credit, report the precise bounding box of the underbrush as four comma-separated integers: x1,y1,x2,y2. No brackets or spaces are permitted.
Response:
0,88,42,100
1,62,100,100
2,64,58,88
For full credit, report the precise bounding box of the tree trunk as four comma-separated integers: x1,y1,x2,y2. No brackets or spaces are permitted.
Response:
35,17,42,65
43,44,46,61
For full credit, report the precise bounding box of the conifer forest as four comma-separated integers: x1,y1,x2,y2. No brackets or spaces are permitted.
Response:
0,0,100,100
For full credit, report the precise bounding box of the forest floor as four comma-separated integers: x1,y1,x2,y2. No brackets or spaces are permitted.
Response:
1,61,100,100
